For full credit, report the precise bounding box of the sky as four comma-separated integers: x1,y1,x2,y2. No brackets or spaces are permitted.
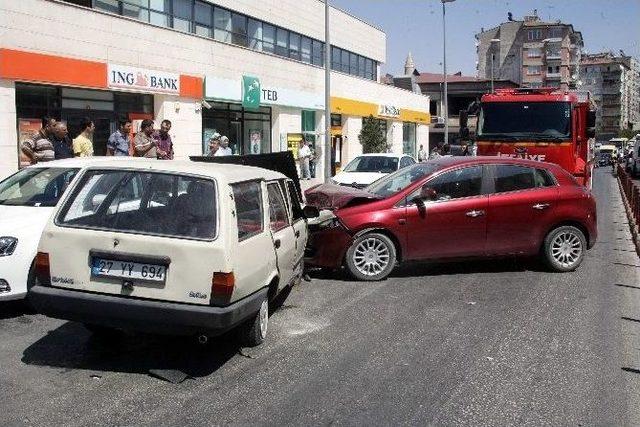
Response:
330,0,640,77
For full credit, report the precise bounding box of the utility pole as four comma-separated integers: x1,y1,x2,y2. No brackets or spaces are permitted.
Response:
442,0,455,145
324,0,332,182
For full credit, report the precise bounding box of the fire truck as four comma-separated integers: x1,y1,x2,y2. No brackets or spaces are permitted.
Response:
461,88,597,188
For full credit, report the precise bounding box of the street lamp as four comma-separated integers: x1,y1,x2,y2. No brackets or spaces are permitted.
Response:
441,0,455,146
490,38,500,93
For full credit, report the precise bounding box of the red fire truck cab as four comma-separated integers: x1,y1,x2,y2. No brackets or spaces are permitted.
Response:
470,88,597,188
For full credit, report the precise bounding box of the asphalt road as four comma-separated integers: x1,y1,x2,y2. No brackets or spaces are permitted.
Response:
1,167,639,426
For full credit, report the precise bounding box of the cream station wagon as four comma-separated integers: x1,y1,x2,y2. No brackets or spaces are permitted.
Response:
29,159,312,346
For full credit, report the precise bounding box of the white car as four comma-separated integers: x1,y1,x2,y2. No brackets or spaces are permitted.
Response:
30,159,314,346
0,157,141,302
331,153,416,189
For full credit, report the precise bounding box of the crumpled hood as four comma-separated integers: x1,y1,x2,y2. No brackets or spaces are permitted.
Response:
304,184,383,210
0,205,54,236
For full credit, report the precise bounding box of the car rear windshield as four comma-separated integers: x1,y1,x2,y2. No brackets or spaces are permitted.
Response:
57,170,217,240
477,102,571,141
0,167,78,207
343,156,399,173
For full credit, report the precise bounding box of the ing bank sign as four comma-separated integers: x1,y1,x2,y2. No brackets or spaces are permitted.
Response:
108,64,180,95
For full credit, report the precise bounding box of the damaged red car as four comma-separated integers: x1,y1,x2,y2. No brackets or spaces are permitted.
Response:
304,157,597,281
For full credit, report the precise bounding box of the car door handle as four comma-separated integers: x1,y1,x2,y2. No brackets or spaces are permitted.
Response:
295,230,300,238
532,203,550,210
398,218,407,225
465,210,485,218
274,239,281,249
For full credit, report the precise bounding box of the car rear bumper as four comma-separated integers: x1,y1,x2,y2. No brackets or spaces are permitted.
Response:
29,285,267,337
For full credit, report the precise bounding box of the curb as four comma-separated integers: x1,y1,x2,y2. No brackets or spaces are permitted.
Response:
616,171,640,256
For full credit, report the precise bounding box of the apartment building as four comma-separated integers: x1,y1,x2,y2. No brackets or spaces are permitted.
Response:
580,52,640,139
0,0,430,178
476,11,583,90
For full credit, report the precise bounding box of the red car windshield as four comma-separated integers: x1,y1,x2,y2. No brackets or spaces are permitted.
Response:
367,163,441,198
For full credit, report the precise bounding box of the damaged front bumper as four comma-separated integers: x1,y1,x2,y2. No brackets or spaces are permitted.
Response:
304,211,353,269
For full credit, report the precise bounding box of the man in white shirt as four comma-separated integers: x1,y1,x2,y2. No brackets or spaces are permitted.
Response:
298,140,312,180
215,135,233,156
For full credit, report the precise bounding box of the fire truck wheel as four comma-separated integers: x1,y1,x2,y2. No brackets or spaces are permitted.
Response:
542,226,586,272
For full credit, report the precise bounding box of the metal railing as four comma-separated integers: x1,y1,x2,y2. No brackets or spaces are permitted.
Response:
618,164,640,225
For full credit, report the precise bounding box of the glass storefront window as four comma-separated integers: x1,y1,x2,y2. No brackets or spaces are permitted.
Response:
402,122,417,157
202,103,272,156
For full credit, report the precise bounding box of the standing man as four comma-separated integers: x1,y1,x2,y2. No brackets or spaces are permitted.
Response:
73,117,94,157
21,116,56,164
298,139,312,180
50,122,74,159
134,119,157,158
417,144,427,162
107,119,132,156
215,136,233,156
153,119,174,160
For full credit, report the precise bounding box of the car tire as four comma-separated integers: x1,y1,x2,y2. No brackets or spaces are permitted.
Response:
239,297,269,347
345,232,397,281
542,226,587,272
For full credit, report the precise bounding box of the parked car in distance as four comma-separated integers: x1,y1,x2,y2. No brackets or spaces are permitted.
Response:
29,159,311,346
0,158,115,302
597,144,617,167
305,157,597,281
331,153,416,189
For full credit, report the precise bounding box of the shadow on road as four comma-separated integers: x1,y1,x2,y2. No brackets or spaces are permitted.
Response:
21,321,241,379
0,300,35,320
308,257,546,282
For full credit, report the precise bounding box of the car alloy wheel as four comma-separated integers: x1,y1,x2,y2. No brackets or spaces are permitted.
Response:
543,225,586,272
353,236,391,276
550,230,583,268
345,232,397,281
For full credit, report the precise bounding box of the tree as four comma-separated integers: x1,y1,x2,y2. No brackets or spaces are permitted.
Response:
359,115,388,153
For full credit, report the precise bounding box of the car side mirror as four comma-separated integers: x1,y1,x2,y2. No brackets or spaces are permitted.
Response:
303,205,320,219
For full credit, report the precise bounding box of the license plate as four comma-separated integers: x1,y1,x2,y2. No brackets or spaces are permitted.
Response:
91,258,166,282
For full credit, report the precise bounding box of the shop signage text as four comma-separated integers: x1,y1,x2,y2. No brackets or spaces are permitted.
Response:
108,64,180,95
378,104,401,118
204,76,324,110
262,89,278,102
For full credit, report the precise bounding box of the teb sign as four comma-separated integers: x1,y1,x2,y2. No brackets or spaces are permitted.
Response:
242,75,261,108
108,64,180,95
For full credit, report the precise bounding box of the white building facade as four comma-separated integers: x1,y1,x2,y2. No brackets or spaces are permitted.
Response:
0,0,430,179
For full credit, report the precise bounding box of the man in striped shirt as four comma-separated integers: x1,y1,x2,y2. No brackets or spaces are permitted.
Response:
21,116,56,164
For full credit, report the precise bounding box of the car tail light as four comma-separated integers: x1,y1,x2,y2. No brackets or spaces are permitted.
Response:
211,272,235,300
35,252,51,286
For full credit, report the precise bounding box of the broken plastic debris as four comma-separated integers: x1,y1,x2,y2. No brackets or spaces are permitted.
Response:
466,301,477,305
90,374,102,380
486,357,494,361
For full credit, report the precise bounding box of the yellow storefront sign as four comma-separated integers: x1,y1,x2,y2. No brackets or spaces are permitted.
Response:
330,96,430,124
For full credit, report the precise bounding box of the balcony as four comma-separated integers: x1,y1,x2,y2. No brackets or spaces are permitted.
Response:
545,52,562,60
545,72,561,80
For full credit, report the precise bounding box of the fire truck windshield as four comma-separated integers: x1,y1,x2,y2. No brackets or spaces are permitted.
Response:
477,102,571,141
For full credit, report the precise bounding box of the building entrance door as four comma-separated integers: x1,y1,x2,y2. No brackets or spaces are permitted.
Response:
62,110,114,156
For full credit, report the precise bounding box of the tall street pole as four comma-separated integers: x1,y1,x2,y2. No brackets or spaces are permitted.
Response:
442,0,454,146
491,53,494,93
324,0,332,182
